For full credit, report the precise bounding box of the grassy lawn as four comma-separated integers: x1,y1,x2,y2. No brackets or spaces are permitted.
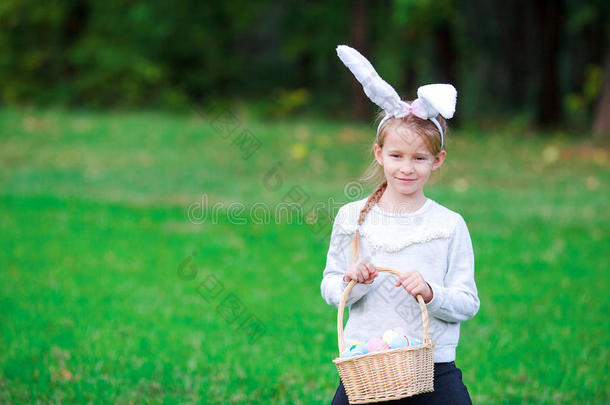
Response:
0,107,608,403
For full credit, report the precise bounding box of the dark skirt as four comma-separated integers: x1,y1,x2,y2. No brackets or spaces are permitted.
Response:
331,361,473,405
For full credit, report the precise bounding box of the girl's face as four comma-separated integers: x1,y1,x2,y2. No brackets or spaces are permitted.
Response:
373,128,446,200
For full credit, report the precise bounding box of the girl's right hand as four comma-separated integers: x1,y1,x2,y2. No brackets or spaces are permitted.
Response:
343,260,378,284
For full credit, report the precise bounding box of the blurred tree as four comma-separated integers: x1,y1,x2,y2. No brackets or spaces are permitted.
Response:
0,0,608,134
496,1,533,113
534,0,565,126
593,53,610,138
392,0,459,88
349,0,369,121
564,0,610,135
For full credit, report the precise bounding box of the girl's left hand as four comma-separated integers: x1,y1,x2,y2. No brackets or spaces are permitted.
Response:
395,270,434,303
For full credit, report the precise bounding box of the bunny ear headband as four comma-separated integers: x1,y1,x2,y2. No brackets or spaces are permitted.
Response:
336,44,457,150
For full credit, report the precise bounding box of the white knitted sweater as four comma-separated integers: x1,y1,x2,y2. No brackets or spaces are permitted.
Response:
320,197,480,363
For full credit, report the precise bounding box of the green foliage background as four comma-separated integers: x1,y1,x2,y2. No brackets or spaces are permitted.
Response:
1,1,608,127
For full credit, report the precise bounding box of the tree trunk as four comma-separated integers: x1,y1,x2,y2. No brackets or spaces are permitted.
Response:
435,23,458,125
534,0,564,127
435,24,457,85
500,0,532,110
349,0,369,121
593,53,610,140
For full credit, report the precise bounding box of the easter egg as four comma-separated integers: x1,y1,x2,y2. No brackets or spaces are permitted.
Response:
403,335,422,346
340,349,353,358
350,345,365,356
383,329,399,345
390,335,408,349
409,338,422,346
367,337,386,352
349,341,363,351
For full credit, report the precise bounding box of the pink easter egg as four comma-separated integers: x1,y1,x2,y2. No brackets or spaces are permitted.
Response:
367,337,386,352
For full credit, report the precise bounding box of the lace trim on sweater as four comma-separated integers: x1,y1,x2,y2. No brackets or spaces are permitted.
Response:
359,227,452,253
333,198,455,253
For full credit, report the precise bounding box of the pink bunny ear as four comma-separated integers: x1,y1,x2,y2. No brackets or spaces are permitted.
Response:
416,84,457,119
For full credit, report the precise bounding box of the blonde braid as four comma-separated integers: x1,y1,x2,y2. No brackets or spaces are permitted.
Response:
351,180,388,263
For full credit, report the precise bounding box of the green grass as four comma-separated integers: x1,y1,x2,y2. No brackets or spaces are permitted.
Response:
0,107,608,403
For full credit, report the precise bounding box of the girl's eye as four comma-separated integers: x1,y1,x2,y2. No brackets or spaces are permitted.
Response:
390,154,400,158
415,157,426,161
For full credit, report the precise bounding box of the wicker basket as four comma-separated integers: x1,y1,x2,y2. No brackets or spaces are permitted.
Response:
332,267,435,404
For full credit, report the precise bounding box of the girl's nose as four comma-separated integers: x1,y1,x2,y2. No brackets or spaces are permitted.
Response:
400,165,414,175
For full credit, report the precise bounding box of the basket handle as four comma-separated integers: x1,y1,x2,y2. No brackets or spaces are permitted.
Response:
337,267,432,354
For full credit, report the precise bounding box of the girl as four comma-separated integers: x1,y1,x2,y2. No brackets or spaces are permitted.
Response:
321,45,480,404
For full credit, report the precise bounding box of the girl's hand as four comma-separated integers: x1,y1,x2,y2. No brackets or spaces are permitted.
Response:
343,260,378,284
395,270,434,303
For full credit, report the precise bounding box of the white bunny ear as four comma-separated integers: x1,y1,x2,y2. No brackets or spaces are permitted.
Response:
416,84,457,119
336,45,403,116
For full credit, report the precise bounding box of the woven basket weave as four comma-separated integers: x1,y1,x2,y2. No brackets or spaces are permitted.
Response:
332,267,435,404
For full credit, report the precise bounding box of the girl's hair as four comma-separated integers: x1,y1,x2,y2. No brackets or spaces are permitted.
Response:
350,107,448,263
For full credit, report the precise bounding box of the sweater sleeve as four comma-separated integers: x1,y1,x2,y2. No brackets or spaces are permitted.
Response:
425,215,480,323
320,207,373,308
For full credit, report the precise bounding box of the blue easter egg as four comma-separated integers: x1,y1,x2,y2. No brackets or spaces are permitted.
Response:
408,337,422,346
390,335,408,349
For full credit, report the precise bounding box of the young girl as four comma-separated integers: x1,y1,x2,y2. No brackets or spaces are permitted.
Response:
321,45,480,404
